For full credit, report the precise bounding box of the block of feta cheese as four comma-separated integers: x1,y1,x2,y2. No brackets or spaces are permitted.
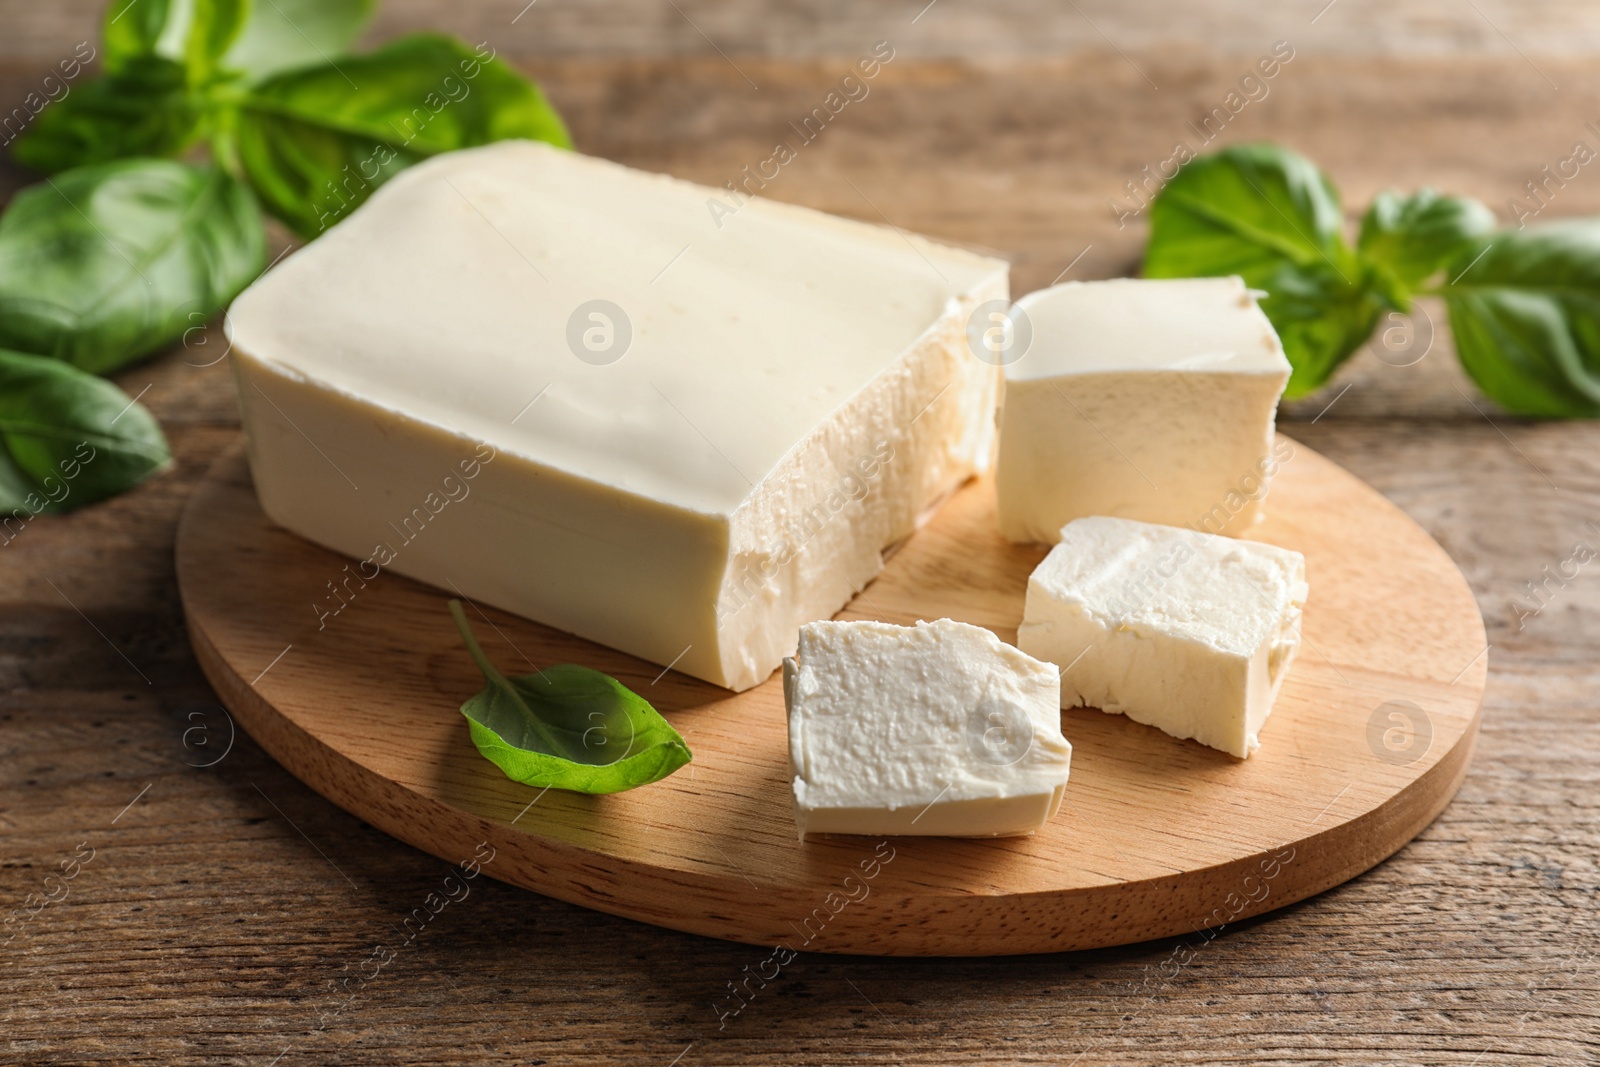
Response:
995,276,1292,544
226,141,1008,691
783,618,1073,839
1016,516,1307,759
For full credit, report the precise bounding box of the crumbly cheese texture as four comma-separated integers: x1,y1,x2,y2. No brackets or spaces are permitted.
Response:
784,618,1072,840
996,276,1291,544
226,141,1007,691
1016,516,1308,759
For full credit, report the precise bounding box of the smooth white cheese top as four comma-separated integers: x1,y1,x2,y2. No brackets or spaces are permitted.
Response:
226,141,1006,516
787,618,1070,809
1007,276,1290,380
1031,517,1307,656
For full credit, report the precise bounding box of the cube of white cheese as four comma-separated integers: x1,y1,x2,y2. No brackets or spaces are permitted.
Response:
226,142,1008,691
996,277,1291,544
1016,517,1307,759
784,618,1073,840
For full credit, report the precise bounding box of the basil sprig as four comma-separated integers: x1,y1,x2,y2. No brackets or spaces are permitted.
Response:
15,0,570,236
449,601,693,795
1,0,572,510
1145,142,1600,417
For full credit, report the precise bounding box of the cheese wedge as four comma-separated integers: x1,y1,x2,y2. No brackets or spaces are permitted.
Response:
226,142,1007,690
1017,516,1308,758
996,276,1291,544
784,618,1073,839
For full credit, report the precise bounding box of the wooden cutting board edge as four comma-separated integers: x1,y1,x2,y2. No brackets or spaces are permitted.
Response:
177,436,1487,956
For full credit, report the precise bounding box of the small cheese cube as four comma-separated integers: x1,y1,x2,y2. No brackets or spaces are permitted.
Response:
996,276,1291,544
784,618,1072,840
1017,517,1307,759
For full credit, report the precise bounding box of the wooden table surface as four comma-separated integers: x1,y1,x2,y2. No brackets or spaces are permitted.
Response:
2,2,1598,1064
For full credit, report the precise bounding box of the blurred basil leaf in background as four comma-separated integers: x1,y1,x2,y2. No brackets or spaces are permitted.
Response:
1359,188,1497,300
102,0,175,72
219,0,376,81
234,34,572,236
1144,142,1388,399
16,0,252,172
184,0,253,85
0,348,171,512
1443,223,1600,417
10,57,203,173
0,160,264,374
143,0,376,83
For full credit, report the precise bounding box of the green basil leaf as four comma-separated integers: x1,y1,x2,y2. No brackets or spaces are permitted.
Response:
0,348,170,513
1144,142,1387,398
186,0,253,85
110,0,370,85
0,160,265,375
9,58,203,174
222,0,375,82
1442,223,1600,417
449,600,692,795
103,0,175,73
1358,188,1497,298
235,34,572,237
1251,263,1389,397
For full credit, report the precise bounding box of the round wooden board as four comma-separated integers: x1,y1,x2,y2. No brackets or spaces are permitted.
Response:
177,436,1486,957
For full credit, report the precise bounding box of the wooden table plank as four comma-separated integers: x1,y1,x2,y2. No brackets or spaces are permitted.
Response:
2,42,1599,1067
9,0,1600,61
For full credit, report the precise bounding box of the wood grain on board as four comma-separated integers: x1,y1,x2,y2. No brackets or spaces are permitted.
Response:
2,23,1599,1066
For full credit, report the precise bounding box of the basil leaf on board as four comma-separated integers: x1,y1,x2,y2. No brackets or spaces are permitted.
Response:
1144,142,1388,398
1358,188,1497,299
103,0,175,73
1441,223,1600,417
0,348,170,514
0,160,265,375
235,33,572,236
449,600,692,795
9,57,203,174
